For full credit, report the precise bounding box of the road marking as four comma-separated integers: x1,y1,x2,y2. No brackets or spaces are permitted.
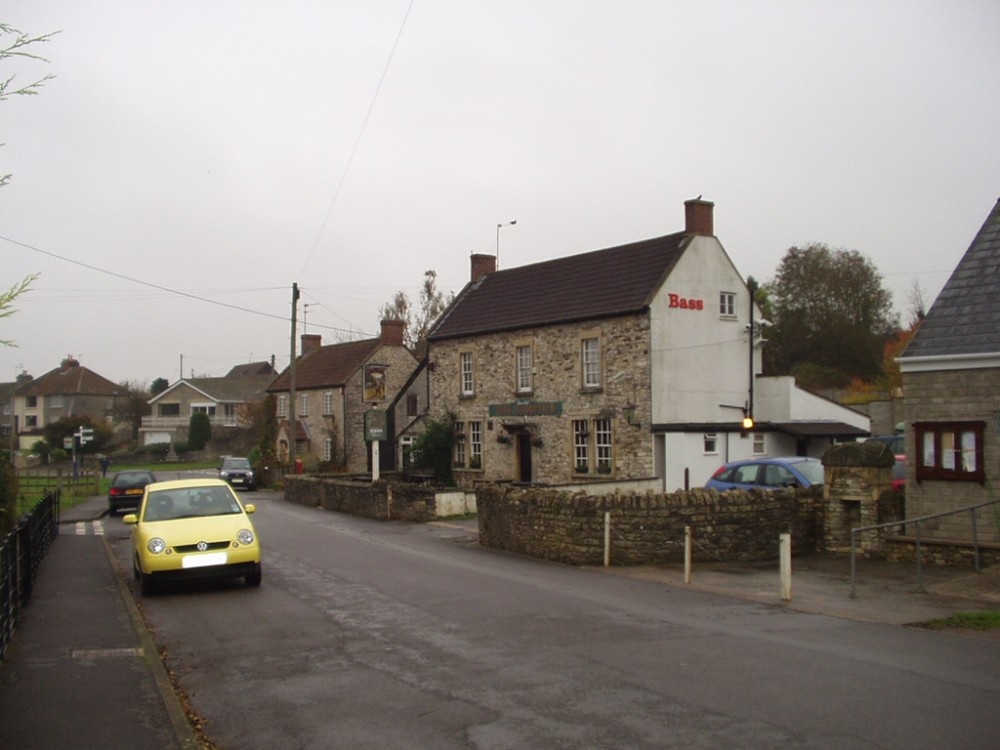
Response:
72,647,144,660
74,521,106,536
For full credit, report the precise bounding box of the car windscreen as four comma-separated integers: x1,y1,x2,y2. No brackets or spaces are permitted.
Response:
143,487,243,522
222,459,251,470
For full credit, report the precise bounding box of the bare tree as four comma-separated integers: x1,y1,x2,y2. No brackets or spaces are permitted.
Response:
907,278,927,326
378,270,453,356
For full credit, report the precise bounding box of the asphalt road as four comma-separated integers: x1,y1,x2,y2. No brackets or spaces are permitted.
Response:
106,491,1000,750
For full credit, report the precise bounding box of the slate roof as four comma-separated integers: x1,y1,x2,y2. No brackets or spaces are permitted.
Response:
268,338,382,391
901,198,1000,359
769,421,870,439
15,361,119,397
226,361,277,378
178,376,274,403
428,231,692,340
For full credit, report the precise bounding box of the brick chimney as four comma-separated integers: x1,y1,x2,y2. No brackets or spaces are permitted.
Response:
300,334,322,355
684,197,715,236
471,253,497,282
380,319,406,346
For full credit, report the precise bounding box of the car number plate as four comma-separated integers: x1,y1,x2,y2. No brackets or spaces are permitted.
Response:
232,477,244,483
182,552,228,569
125,489,143,495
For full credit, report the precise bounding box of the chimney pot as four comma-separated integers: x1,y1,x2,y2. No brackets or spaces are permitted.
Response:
684,198,715,236
471,253,497,282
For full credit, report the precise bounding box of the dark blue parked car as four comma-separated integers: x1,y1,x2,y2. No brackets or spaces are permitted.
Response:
705,457,824,492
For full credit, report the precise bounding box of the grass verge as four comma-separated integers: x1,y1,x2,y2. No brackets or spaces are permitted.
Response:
922,610,1000,631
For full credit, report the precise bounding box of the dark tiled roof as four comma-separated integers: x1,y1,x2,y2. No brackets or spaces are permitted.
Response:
183,376,274,403
429,232,691,340
16,363,119,397
901,198,1000,359
769,421,870,439
268,338,382,391
226,361,277,377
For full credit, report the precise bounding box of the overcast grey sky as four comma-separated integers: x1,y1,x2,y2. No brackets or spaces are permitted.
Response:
2,0,998,386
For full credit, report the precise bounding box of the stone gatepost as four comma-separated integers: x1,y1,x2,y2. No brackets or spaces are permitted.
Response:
821,442,896,555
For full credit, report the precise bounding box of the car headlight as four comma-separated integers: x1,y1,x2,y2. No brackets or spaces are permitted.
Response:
220,471,229,478
237,529,255,546
147,537,166,555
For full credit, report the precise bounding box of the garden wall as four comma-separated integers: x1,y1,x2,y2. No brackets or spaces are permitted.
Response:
475,484,823,566
283,476,475,522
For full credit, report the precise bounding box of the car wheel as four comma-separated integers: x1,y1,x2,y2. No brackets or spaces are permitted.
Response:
108,506,116,517
139,570,156,596
245,564,262,587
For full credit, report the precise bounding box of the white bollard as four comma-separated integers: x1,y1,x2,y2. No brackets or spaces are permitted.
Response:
684,525,692,584
780,533,792,601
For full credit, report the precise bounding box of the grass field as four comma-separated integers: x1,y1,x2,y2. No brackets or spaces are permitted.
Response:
14,461,218,516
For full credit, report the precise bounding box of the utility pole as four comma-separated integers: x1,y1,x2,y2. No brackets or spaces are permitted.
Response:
288,282,300,474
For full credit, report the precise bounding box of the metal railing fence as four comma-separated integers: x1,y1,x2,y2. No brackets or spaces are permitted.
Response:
0,489,60,666
850,497,1000,597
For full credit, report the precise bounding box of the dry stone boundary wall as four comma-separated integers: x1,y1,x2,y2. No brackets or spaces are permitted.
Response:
475,484,823,566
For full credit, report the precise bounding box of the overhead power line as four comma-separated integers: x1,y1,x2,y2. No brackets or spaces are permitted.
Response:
0,233,360,336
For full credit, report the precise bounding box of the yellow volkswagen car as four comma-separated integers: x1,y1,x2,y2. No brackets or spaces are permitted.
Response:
124,478,262,596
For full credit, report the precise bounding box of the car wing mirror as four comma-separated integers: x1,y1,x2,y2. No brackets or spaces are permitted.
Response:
122,513,138,525
244,504,256,514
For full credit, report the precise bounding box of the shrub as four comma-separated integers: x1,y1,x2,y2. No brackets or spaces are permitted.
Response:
188,412,212,451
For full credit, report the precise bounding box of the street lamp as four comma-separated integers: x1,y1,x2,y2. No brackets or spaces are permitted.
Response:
496,220,517,269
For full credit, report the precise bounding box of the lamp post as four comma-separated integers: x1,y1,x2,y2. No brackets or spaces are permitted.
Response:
496,220,517,269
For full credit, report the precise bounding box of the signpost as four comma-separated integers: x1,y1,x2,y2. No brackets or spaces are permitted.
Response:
364,409,387,482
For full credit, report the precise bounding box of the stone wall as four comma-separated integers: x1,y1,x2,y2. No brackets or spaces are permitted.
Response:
284,476,439,522
476,484,822,566
821,441,897,554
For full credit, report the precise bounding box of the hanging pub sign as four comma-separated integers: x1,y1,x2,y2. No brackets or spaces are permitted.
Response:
363,364,388,403
364,409,387,442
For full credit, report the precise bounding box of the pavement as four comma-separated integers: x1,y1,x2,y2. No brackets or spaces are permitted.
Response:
2,497,998,750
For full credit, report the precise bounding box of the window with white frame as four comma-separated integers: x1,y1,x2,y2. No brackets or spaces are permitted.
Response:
25,415,38,427
323,391,334,416
469,421,482,467
595,418,612,472
720,291,736,317
454,421,466,465
299,393,309,416
752,432,765,454
191,404,216,417
703,433,718,454
50,395,65,409
277,394,288,418
400,435,415,467
323,437,333,462
515,344,533,393
460,351,475,396
581,337,601,389
572,419,590,472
